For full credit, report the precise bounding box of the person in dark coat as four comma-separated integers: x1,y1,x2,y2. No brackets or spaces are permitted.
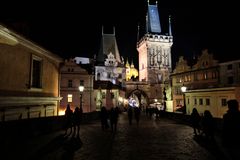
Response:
109,107,119,132
222,99,240,147
64,104,73,136
190,108,201,135
100,106,109,130
201,110,215,140
72,106,83,138
127,106,133,125
134,107,141,125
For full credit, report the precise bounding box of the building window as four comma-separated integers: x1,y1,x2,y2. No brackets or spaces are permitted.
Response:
194,98,197,105
68,80,73,88
221,99,227,106
199,99,203,105
228,76,234,84
212,72,217,79
187,98,190,104
31,56,42,88
80,80,84,86
204,72,207,80
206,98,210,105
67,94,72,102
227,64,232,70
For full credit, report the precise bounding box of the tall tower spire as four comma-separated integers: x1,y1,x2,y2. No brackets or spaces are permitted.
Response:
146,0,161,33
169,15,172,36
102,26,104,35
137,23,140,42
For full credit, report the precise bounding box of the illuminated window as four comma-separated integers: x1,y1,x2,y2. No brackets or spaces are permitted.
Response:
31,55,42,88
221,99,227,106
204,72,207,80
68,94,72,102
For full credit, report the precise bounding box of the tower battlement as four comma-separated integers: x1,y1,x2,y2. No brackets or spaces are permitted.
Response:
137,34,173,47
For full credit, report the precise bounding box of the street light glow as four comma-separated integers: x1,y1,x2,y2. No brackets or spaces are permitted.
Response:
181,85,187,93
79,86,84,92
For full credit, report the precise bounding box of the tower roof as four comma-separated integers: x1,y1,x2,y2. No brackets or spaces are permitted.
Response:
96,28,121,66
147,3,161,33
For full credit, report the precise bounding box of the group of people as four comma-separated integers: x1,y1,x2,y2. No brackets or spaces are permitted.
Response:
190,108,215,140
64,104,83,138
190,99,240,147
100,106,120,132
127,106,141,125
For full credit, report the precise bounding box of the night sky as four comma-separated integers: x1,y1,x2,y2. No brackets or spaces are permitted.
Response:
1,0,239,68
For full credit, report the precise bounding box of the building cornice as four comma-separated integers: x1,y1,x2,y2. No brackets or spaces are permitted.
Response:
186,87,237,93
0,96,62,107
0,25,63,63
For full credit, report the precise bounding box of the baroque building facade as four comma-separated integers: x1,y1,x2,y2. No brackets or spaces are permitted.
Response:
94,27,126,111
59,58,95,114
0,25,62,121
171,49,240,118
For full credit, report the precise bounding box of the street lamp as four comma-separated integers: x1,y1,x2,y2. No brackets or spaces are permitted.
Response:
181,84,187,114
79,85,84,109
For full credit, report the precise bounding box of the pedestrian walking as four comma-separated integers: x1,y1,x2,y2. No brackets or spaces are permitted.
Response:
127,106,133,125
72,106,83,138
190,108,201,135
222,99,240,147
64,104,73,136
110,107,119,132
134,107,141,125
100,106,109,130
200,110,215,140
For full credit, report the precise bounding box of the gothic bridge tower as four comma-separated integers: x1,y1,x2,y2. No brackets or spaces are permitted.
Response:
137,1,173,104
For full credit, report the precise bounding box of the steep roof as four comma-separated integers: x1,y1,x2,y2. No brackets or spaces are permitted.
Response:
147,3,161,34
96,29,121,66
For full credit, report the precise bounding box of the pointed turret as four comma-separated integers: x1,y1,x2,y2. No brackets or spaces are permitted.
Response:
169,15,172,36
125,58,130,68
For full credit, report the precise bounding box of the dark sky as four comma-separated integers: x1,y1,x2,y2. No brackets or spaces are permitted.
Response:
1,0,239,68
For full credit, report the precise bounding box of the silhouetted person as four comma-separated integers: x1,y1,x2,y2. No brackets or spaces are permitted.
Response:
127,106,133,125
134,107,141,125
201,110,215,140
190,108,201,135
223,99,240,147
100,106,109,130
110,107,119,132
64,104,73,136
72,106,83,138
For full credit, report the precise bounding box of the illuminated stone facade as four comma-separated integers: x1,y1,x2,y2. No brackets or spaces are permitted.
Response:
136,2,173,104
0,25,62,121
60,58,95,114
171,49,240,118
125,59,138,81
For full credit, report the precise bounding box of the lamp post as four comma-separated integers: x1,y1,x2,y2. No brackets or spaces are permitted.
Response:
79,85,84,110
181,84,187,114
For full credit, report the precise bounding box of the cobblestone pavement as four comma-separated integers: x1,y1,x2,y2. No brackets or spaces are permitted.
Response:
9,112,238,160
73,113,222,160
